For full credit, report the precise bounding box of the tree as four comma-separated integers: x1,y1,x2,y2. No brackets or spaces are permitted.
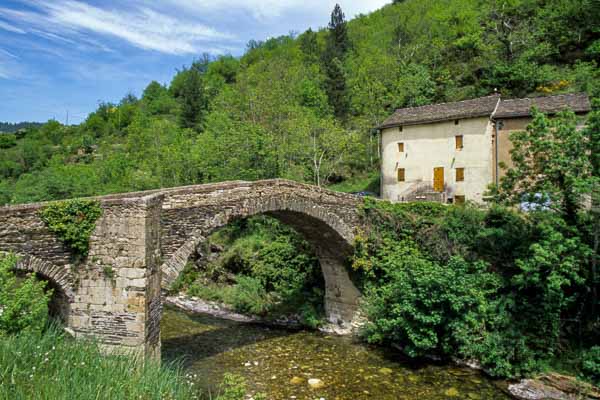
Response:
299,29,320,65
493,109,595,225
171,63,208,131
323,4,350,118
141,81,178,116
584,99,600,318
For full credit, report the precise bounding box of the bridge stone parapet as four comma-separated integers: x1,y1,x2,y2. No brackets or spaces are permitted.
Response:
0,180,364,359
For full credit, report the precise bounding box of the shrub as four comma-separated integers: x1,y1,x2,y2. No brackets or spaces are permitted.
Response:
582,346,600,385
229,276,271,315
39,199,102,258
0,254,52,336
354,198,595,378
359,241,499,358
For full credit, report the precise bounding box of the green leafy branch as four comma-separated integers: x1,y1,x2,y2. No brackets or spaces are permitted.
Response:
39,199,102,258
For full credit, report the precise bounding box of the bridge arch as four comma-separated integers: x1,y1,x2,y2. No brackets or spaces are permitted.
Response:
9,253,74,323
159,180,362,327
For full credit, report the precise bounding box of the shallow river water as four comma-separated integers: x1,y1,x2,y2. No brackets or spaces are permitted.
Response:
162,305,511,400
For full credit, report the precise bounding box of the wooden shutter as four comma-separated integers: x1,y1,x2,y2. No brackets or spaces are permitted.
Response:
455,135,464,149
398,142,404,152
433,167,444,192
456,168,465,182
397,168,405,182
455,195,466,205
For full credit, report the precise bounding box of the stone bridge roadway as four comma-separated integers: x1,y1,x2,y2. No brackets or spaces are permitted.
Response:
0,180,364,359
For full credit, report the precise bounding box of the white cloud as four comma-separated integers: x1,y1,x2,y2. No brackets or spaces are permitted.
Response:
0,18,25,34
0,1,236,55
165,0,390,20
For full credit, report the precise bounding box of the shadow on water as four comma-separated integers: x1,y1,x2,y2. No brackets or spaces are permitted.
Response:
161,305,296,368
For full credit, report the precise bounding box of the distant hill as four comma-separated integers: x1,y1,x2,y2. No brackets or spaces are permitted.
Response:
0,122,43,133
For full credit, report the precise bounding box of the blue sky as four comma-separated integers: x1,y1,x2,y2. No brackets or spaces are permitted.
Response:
0,0,388,124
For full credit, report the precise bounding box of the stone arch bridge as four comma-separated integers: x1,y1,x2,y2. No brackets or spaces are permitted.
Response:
0,180,364,359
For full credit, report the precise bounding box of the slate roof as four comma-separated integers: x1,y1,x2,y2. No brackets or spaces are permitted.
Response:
378,94,501,129
379,93,591,129
493,93,591,118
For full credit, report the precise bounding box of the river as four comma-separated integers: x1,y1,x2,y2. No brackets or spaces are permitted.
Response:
162,305,511,399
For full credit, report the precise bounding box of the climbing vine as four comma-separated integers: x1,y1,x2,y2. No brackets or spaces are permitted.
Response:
39,200,102,258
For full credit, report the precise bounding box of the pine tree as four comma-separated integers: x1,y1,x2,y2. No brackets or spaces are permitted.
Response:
178,65,207,131
327,4,349,60
323,4,350,119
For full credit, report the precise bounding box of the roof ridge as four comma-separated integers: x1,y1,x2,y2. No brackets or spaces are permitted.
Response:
501,92,587,102
393,93,500,112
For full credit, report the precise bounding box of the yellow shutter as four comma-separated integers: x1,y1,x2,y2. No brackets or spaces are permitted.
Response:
397,168,405,182
455,195,466,205
456,168,465,182
398,142,404,152
433,167,444,192
455,135,464,149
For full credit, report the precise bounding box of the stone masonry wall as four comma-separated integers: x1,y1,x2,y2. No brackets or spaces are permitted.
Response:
0,179,364,358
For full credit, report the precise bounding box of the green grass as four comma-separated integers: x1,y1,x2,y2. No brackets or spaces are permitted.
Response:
0,325,198,400
326,172,380,194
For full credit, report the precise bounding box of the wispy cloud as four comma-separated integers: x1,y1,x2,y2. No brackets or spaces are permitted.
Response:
0,18,25,34
164,0,390,21
0,1,236,55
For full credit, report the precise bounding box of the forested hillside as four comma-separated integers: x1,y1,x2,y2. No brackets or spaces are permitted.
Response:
0,122,42,134
1,0,599,205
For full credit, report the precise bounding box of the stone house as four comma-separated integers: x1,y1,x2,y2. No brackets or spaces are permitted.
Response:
378,93,591,204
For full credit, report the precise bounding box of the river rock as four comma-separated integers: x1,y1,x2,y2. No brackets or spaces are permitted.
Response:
290,376,304,385
379,367,393,375
444,387,460,397
308,378,325,389
507,373,600,400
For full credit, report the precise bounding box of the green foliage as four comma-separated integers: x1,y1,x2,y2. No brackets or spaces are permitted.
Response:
0,254,52,336
215,373,265,400
354,199,596,378
0,134,16,149
582,346,600,385
179,216,325,326
0,324,197,399
492,109,596,224
39,200,102,258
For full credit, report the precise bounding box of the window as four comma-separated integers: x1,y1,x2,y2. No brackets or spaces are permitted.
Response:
397,168,405,182
399,126,403,132
455,135,464,150
455,195,466,205
456,167,465,182
398,142,404,152
454,119,460,125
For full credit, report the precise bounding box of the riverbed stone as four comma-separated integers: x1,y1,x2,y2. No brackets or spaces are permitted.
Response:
290,376,304,385
308,378,325,389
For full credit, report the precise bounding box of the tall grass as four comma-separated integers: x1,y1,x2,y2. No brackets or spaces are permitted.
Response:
0,325,198,400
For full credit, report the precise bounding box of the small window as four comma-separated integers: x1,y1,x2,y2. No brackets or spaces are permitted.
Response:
399,126,403,132
455,135,464,150
397,168,405,182
456,168,465,182
398,142,404,152
454,119,460,125
455,195,466,205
